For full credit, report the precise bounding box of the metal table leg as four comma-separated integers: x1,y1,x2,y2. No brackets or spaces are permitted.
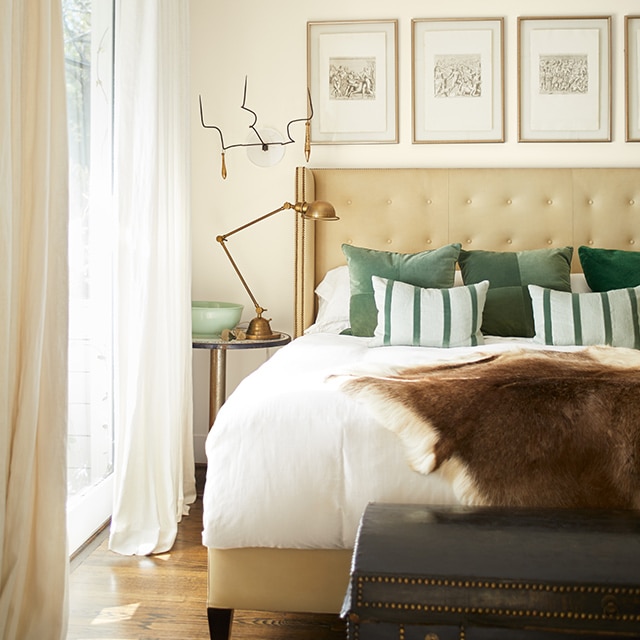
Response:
209,349,226,429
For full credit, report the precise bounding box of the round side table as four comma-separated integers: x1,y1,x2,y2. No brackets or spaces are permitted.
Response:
192,332,291,428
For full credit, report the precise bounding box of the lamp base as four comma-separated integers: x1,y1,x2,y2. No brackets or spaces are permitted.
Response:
246,315,280,340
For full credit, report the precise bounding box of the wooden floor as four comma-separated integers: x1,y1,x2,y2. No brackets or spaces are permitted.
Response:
67,469,346,640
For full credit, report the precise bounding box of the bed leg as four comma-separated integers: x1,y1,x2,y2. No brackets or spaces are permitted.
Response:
207,607,233,640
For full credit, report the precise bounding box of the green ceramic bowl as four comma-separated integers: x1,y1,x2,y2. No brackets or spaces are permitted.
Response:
191,301,243,337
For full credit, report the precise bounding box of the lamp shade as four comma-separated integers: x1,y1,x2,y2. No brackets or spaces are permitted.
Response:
300,200,339,221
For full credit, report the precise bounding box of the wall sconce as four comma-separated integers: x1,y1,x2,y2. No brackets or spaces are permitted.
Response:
199,77,312,179
216,200,338,340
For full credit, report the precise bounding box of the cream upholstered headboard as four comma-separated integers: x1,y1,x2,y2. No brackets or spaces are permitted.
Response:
294,167,640,337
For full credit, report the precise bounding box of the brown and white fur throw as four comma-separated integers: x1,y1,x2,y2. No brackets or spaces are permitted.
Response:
337,347,640,510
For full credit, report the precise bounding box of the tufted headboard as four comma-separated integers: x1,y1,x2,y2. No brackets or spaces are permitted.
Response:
294,167,640,337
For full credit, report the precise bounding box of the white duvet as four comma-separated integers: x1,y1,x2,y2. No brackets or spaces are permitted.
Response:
202,332,567,551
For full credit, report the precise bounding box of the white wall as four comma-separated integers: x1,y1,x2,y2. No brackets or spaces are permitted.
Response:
190,0,639,461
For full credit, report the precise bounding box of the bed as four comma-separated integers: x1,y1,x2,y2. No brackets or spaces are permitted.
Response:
202,167,640,639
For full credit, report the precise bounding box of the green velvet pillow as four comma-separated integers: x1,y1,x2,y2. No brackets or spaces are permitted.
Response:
458,246,573,337
578,246,640,292
342,243,462,337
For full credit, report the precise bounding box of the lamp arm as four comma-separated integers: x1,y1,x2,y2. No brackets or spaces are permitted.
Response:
216,236,263,313
216,202,294,241
215,202,298,314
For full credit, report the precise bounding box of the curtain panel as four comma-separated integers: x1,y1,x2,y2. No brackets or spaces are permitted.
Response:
0,2,70,638
109,0,195,555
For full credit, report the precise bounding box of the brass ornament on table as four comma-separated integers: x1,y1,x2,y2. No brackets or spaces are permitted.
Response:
216,200,339,340
199,77,314,179
220,328,247,342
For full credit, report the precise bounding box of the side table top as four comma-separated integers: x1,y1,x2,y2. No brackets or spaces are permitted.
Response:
192,332,291,350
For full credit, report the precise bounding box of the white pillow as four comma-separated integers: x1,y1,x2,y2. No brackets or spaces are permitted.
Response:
305,265,351,334
529,284,640,348
370,277,490,348
570,273,591,293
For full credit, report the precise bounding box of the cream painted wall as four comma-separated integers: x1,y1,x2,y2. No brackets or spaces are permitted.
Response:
190,0,639,461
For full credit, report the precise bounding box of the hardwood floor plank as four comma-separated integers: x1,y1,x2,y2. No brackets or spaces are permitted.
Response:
230,611,345,640
67,468,346,639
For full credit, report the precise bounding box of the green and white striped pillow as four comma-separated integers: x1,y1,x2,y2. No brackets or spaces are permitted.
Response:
371,277,489,348
528,284,640,348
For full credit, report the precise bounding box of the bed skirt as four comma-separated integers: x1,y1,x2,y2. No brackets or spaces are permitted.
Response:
207,547,352,613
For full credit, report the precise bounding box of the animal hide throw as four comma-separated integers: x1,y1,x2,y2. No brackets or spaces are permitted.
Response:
338,347,640,510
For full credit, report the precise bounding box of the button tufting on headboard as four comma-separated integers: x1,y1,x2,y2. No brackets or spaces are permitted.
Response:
295,167,640,336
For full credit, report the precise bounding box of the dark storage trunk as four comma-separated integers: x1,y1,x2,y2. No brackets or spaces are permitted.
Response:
342,503,640,639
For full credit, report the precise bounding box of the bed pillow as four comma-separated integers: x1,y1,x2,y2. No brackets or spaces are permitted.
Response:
578,246,640,292
458,246,573,337
342,243,462,337
370,277,489,348
305,265,351,334
570,273,591,293
528,284,640,349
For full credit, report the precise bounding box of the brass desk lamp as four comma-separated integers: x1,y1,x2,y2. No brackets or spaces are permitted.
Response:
216,200,338,340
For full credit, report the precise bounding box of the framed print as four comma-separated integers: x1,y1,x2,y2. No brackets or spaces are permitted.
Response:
626,16,640,141
518,16,611,142
307,20,398,144
412,18,504,143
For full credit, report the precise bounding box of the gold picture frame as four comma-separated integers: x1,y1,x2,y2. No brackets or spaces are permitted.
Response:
518,16,611,142
412,18,504,143
626,16,640,142
307,19,398,144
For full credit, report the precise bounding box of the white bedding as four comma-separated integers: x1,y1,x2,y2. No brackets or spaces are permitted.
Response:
202,332,570,551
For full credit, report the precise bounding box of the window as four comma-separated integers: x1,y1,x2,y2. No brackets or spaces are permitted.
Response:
63,0,115,556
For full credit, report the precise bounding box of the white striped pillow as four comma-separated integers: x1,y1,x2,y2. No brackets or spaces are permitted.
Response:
370,277,489,347
528,284,640,348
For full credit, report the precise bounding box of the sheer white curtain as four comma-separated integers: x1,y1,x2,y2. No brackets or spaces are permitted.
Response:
109,0,195,555
0,2,70,639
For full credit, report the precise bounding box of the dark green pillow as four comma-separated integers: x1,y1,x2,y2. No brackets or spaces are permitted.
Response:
342,243,462,337
578,246,640,292
458,246,573,337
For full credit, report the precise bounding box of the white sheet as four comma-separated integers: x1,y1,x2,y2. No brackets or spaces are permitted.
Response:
202,333,570,550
